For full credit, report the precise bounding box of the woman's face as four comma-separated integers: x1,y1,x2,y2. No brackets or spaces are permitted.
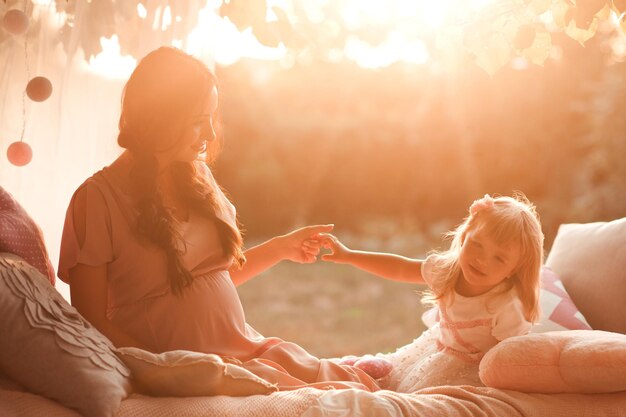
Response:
160,86,219,164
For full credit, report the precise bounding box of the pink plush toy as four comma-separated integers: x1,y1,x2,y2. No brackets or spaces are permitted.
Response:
338,355,359,367
339,355,393,379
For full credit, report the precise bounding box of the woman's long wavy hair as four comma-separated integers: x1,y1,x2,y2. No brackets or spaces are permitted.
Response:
117,47,245,295
422,192,544,323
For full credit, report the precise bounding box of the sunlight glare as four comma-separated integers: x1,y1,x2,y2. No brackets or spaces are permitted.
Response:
137,3,148,19
152,6,162,30
186,4,285,66
88,35,137,79
341,0,392,29
419,1,450,29
333,0,495,67
345,32,429,69
162,6,172,31
87,0,502,76
339,0,495,30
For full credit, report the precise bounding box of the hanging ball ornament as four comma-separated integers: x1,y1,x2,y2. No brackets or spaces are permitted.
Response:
3,9,29,36
7,141,33,167
26,76,53,102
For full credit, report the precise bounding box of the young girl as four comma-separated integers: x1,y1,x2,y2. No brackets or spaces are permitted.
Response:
321,193,544,391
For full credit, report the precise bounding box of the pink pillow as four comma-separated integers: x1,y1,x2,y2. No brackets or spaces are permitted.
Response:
479,330,626,394
0,187,55,285
533,267,591,333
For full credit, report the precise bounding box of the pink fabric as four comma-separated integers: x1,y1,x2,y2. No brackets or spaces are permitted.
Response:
436,304,491,363
540,267,592,331
58,152,378,392
0,186,55,285
479,330,626,394
420,255,532,362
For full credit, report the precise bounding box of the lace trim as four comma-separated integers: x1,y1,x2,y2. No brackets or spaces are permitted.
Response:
0,256,130,377
436,303,489,364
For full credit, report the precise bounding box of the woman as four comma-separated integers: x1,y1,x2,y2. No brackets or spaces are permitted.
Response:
58,47,378,391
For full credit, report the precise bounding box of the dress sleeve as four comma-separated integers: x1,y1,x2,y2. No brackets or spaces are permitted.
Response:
491,295,532,341
421,254,446,295
58,181,114,283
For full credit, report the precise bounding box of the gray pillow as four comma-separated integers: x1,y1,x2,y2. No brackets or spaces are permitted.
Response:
0,253,131,417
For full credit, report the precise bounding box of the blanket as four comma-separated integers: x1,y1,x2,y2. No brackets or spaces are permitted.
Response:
2,385,625,417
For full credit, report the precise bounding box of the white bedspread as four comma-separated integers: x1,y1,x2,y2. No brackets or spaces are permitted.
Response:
2,386,626,417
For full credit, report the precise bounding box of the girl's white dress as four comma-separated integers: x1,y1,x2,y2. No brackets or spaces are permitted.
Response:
379,255,532,392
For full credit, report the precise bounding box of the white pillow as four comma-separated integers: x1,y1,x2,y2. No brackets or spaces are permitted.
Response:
116,347,277,397
546,218,626,334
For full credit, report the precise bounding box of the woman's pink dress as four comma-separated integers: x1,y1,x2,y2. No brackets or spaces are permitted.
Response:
58,152,378,391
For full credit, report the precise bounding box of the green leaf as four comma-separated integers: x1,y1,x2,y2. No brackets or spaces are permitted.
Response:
221,0,267,31
551,0,575,29
521,30,552,65
618,12,626,33
253,20,290,48
614,0,626,13
473,33,513,76
514,24,537,50
596,2,614,19
564,13,599,43
528,0,553,15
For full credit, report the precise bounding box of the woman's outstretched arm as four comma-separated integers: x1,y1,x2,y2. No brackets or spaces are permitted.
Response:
228,224,333,286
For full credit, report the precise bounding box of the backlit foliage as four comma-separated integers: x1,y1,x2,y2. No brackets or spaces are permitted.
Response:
2,0,626,73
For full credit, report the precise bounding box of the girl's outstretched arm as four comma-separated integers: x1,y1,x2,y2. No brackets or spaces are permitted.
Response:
320,233,425,284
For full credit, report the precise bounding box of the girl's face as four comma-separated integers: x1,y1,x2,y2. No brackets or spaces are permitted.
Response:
160,86,219,164
457,225,521,297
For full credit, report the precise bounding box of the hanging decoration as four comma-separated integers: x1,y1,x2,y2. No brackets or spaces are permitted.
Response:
2,8,28,35
7,141,32,166
2,2,53,167
26,76,53,102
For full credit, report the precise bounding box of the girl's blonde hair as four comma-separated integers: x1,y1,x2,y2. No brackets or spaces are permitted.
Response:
423,192,544,323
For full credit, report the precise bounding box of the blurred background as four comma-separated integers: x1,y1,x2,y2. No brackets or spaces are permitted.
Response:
1,0,625,357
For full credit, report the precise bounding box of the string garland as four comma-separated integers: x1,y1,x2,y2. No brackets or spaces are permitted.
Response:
3,2,53,167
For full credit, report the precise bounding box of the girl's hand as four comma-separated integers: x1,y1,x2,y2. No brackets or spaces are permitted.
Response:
277,224,334,264
319,233,352,264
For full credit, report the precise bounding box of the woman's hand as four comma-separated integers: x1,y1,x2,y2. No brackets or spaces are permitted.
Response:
318,233,353,264
229,224,333,286
277,224,334,264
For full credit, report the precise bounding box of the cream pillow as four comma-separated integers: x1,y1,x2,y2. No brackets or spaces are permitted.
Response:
546,218,626,334
479,330,626,394
116,347,278,397
0,253,131,417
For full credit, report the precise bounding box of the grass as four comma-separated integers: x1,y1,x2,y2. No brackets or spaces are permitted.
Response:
238,261,429,358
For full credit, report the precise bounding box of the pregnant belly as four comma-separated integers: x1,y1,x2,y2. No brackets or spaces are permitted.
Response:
118,270,264,356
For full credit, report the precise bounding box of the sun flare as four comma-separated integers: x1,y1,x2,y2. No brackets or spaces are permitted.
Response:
83,0,507,77
79,0,626,77
88,36,137,79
